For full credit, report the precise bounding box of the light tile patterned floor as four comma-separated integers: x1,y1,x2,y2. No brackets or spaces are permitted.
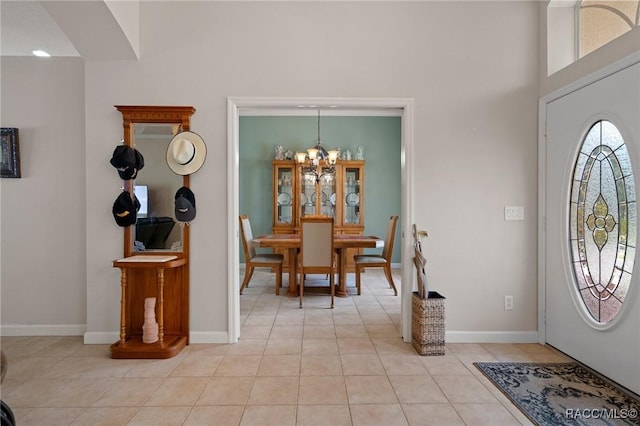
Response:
0,269,571,425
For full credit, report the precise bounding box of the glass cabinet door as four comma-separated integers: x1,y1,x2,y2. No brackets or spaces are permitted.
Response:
300,171,317,218
320,170,336,218
343,166,362,225
299,167,337,218
275,166,294,225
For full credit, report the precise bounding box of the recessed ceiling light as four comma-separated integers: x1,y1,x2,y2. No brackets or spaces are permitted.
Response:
32,50,50,57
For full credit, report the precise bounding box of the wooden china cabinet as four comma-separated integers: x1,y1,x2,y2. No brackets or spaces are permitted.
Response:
272,159,365,271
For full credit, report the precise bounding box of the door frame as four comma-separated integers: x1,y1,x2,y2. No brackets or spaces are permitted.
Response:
538,51,640,344
227,97,414,343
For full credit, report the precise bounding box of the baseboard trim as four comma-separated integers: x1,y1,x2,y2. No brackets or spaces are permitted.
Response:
2,328,236,345
445,330,540,343
4,327,540,345
1,324,86,337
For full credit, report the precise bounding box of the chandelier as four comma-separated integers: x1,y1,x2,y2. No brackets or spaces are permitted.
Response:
295,109,339,183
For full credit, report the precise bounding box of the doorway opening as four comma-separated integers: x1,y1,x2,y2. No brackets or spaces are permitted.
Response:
227,97,415,343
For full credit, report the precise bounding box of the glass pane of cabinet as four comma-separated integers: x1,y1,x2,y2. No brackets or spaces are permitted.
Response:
275,166,293,225
300,171,316,217
344,166,362,225
320,171,336,218
299,167,337,218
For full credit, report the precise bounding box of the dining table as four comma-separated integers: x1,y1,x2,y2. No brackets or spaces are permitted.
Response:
253,233,384,297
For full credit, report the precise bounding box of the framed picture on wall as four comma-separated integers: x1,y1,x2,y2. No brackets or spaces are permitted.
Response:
1,127,21,178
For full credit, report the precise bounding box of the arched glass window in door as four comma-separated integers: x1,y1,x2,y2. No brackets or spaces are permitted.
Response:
569,120,636,324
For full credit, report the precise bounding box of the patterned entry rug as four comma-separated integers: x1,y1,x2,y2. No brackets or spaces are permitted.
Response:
474,362,640,425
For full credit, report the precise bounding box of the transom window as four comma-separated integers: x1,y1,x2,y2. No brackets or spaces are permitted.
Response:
579,1,640,57
569,120,636,324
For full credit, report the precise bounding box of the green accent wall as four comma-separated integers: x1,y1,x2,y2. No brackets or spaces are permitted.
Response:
239,115,401,263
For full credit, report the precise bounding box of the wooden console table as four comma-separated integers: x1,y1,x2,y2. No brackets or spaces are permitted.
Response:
111,255,188,359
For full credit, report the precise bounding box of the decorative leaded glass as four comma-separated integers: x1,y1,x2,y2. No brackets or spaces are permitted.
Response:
569,120,636,324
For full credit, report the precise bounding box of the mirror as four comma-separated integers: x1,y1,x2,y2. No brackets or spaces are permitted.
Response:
132,125,183,252
115,105,196,257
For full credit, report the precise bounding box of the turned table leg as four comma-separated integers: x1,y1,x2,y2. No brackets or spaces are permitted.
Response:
337,248,348,297
157,268,165,345
287,247,298,296
119,269,127,345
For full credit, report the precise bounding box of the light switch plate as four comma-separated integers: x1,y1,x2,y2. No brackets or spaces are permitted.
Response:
505,206,524,221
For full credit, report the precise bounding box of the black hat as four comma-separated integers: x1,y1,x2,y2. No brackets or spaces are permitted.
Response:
110,144,145,180
133,149,144,174
112,192,140,227
175,186,196,223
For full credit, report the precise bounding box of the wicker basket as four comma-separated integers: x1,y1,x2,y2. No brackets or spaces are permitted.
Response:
412,291,445,356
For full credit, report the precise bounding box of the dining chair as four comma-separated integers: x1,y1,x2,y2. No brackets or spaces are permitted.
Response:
299,216,335,308
239,215,284,295
354,215,399,295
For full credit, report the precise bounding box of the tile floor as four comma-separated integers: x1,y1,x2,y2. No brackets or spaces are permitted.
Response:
0,269,572,425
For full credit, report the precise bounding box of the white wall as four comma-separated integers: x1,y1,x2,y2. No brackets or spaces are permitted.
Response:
546,0,578,75
105,0,140,59
2,1,541,341
1,57,86,335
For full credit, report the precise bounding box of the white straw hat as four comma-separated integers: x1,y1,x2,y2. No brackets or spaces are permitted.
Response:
166,131,207,175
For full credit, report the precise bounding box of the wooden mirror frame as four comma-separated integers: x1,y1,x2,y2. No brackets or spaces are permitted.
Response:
115,105,196,258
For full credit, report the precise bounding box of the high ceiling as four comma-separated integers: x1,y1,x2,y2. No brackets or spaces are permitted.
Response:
1,1,137,60
1,1,78,57
0,1,406,118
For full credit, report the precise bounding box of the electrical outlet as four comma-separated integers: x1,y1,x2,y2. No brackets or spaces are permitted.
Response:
504,295,514,310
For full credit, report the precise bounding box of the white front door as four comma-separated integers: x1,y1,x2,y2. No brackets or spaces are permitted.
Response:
545,62,640,394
